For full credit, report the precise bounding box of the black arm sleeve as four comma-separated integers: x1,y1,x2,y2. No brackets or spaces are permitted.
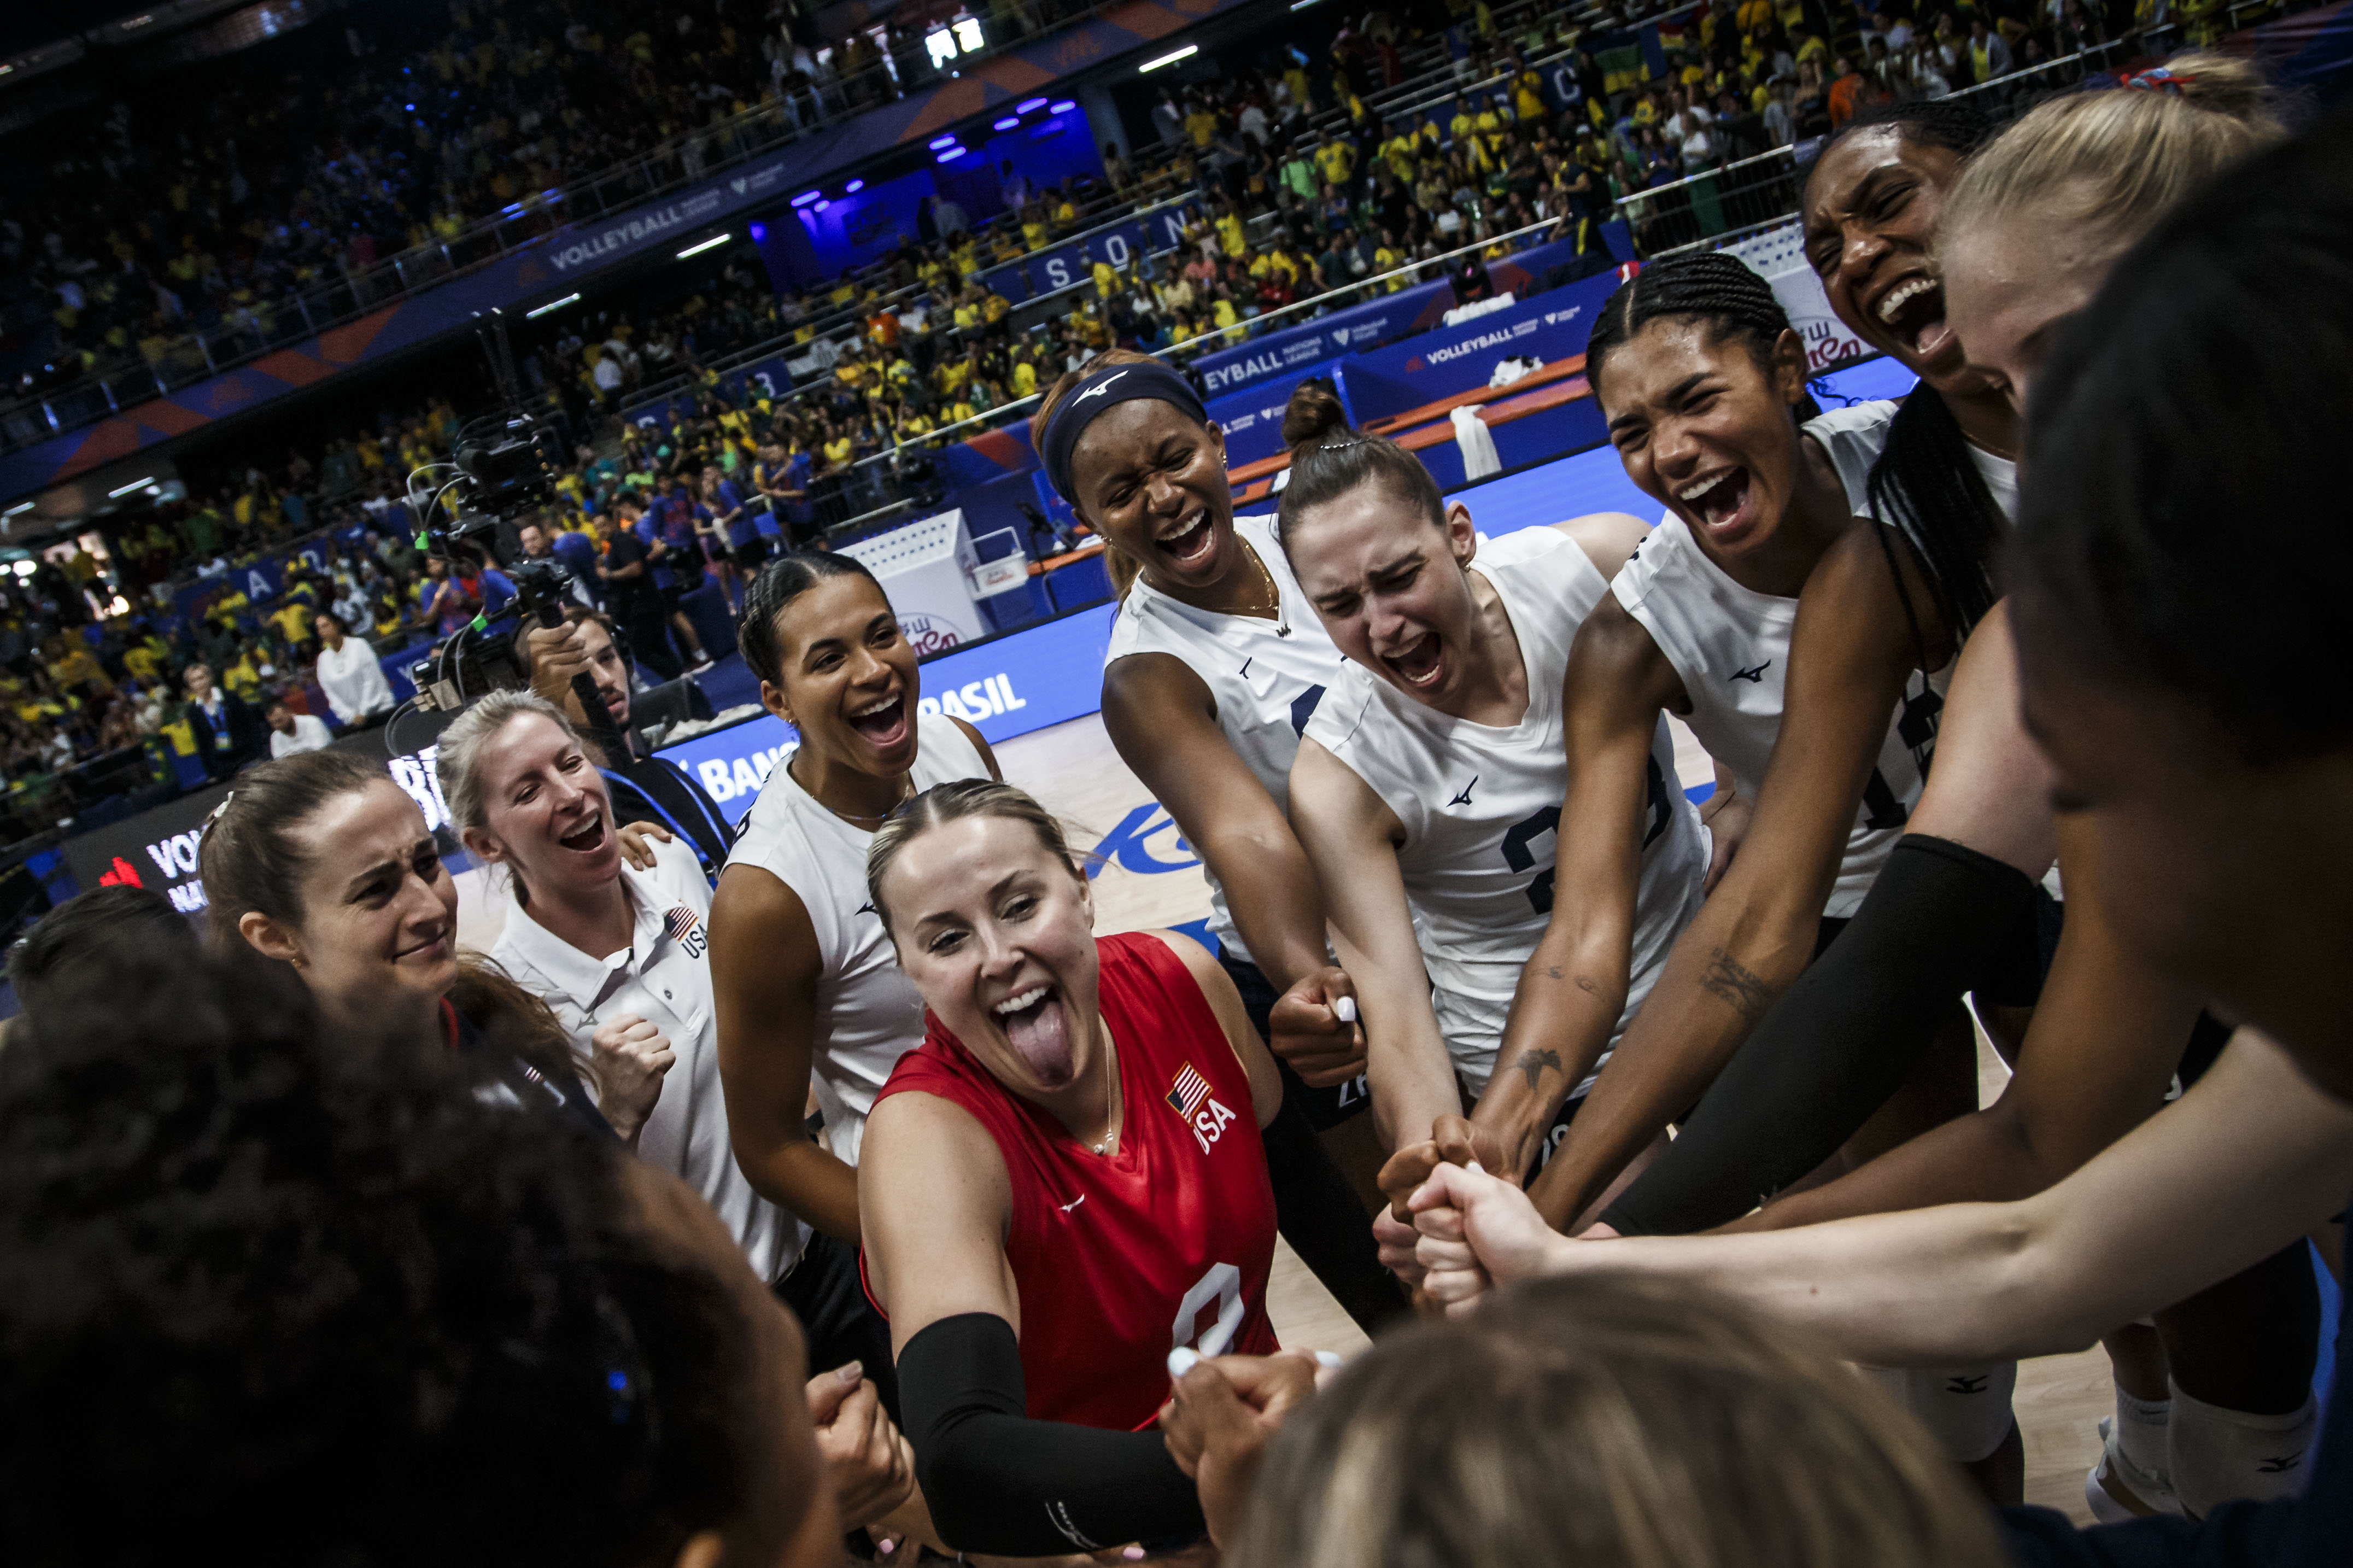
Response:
1600,835,2038,1237
899,1312,1204,1557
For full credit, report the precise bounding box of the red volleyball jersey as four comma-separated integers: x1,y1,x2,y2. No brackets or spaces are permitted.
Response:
873,930,1279,1432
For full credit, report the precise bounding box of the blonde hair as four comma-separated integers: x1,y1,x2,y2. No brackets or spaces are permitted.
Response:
1936,52,2284,274
1230,1273,2011,1568
433,688,589,841
865,780,1083,935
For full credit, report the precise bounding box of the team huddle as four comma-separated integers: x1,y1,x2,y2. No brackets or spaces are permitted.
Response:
16,48,2350,1568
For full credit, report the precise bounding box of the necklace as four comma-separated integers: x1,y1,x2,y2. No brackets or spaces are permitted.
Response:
793,752,914,828
1242,540,1292,637
1090,1029,1122,1155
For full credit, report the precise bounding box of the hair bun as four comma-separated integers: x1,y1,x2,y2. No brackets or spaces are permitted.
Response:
1281,379,1352,449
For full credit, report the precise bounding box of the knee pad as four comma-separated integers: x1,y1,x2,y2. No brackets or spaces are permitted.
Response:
1864,1362,2019,1463
2169,1381,2317,1518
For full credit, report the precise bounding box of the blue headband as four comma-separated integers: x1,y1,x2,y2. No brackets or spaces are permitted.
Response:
1039,360,1209,508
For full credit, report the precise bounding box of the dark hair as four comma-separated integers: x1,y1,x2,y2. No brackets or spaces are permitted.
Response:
735,551,883,688
2012,110,2353,764
8,886,197,1020
1231,1273,2008,1568
1794,98,2006,650
0,941,774,1565
1584,251,1805,400
1274,380,1448,551
1797,97,1994,191
197,750,391,946
1028,348,1191,599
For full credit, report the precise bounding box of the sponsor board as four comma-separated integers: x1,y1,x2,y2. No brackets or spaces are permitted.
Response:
60,710,468,912
654,602,1117,820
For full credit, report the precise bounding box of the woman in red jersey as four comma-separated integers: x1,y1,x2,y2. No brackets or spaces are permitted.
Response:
858,780,1288,1558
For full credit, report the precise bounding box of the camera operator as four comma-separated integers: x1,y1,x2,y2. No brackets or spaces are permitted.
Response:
523,602,735,875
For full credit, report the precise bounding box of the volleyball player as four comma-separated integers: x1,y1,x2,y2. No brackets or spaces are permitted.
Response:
1274,400,1711,1207
1380,253,1960,1200
1582,62,2308,1520
859,781,1285,1557
708,552,998,1416
1032,348,1403,1330
1518,97,2026,1247
201,750,614,1139
1413,113,2353,1564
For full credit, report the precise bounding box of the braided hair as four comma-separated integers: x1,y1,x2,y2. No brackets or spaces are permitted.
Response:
1801,97,2006,650
1585,252,1808,413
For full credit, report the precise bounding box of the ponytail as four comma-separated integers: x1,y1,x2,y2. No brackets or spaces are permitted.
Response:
1273,378,1449,551
1863,390,2005,647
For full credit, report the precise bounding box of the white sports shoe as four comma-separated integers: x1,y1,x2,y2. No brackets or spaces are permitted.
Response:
2085,1416,2185,1524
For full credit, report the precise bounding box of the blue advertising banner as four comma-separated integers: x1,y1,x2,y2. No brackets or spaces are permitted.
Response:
655,601,1116,820
1185,236,1617,399
1205,366,1342,469
1190,278,1456,398
1337,266,1622,418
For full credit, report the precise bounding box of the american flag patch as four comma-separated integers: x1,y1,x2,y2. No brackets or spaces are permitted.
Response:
665,906,708,959
1166,1062,1212,1120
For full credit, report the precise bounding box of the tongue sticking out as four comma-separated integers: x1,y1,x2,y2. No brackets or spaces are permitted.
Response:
1001,991,1076,1085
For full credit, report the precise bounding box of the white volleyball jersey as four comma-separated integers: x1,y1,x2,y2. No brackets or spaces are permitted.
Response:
1615,514,1926,918
723,710,991,1165
1103,513,1345,965
1806,396,2019,528
1304,526,1710,1097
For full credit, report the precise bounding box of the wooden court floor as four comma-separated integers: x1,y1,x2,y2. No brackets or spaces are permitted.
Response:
995,709,2110,1524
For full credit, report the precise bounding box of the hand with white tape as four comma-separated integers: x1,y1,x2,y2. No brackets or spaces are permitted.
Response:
1266,965,1367,1088
1157,1348,1330,1551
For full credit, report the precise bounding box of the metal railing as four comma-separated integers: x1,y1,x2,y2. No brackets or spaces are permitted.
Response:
0,0,1170,457
795,211,1573,538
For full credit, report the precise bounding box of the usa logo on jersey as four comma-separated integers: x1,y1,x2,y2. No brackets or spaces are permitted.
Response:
665,905,709,961
1167,1061,1238,1155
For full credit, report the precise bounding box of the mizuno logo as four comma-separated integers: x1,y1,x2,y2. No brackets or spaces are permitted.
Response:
1731,660,1771,683
1060,1195,1087,1214
1945,1374,1991,1395
856,902,876,916
1239,657,1252,678
1449,777,1477,806
2257,1454,2303,1473
1073,370,1129,403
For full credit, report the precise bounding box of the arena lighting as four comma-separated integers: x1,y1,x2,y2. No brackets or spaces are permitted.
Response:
748,221,767,241
675,233,730,258
791,190,822,207
815,199,832,212
524,292,581,319
845,179,865,193
928,133,959,150
936,147,967,162
1018,97,1049,113
1291,0,1324,8
994,116,1020,131
107,477,155,499
1138,45,1197,72
1051,100,1076,113
10,561,33,577
3,501,34,517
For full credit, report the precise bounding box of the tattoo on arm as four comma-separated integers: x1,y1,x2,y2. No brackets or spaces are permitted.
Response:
1514,1048,1564,1091
1700,945,1775,1025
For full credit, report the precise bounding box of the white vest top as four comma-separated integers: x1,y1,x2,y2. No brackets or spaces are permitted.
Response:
487,835,810,1285
723,710,991,1165
1103,513,1345,966
1304,526,1710,1096
1614,511,1923,918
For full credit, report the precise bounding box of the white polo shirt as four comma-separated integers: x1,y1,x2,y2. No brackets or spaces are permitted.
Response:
486,835,807,1284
